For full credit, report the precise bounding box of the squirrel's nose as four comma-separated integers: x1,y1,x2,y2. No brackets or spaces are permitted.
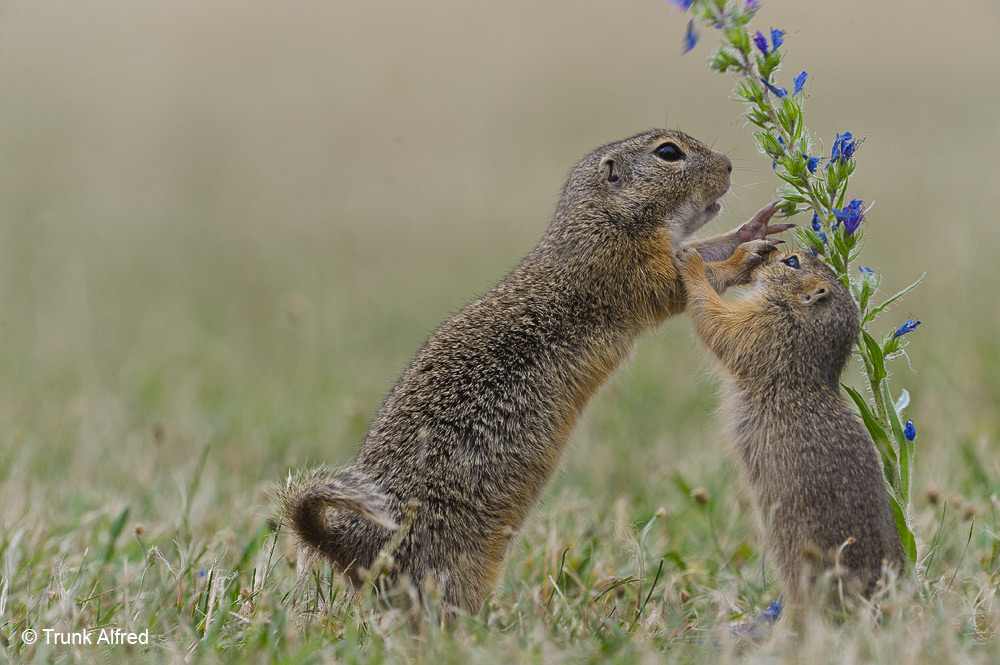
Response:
722,155,733,174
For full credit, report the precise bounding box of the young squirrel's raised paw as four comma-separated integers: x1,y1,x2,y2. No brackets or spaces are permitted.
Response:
676,246,705,273
732,239,780,272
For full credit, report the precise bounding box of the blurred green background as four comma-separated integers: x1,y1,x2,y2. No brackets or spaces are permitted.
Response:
1,0,998,535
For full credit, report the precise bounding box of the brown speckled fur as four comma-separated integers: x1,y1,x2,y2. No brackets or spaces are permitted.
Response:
678,247,905,607
280,129,786,614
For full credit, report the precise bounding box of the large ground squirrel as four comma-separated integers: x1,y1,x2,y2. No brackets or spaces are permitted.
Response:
677,246,904,606
281,129,791,613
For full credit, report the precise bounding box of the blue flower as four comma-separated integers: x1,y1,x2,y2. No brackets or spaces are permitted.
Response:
904,420,916,442
732,597,784,639
683,19,699,53
859,266,874,277
793,71,808,95
761,78,787,98
805,154,819,173
893,318,922,339
669,0,694,10
829,131,858,166
811,212,821,232
771,28,785,50
842,140,857,161
833,198,865,235
761,598,783,623
817,231,827,244
745,0,761,12
753,30,769,55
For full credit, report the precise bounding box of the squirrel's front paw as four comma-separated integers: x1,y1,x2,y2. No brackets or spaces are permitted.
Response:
676,246,704,273
732,239,780,271
737,201,796,243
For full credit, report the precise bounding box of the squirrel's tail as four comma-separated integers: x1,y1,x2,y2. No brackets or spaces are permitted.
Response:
279,465,398,558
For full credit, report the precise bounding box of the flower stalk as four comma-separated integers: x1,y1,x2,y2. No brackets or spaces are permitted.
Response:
672,0,924,579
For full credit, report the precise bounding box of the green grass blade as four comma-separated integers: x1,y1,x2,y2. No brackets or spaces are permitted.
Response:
102,507,130,566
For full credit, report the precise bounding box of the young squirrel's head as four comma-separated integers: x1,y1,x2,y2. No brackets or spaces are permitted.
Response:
551,129,733,241
750,250,861,382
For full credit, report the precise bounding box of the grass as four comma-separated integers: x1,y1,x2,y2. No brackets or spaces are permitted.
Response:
2,0,1000,662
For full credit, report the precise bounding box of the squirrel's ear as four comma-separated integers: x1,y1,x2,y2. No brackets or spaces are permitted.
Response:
600,154,622,188
801,284,831,306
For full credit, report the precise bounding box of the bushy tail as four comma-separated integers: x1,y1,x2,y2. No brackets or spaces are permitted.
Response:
278,465,398,558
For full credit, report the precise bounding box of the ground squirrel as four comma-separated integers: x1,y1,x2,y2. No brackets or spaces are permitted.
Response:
281,129,791,614
677,246,905,606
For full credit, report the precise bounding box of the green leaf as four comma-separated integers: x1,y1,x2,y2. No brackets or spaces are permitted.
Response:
843,228,859,251
776,169,806,187
784,156,807,179
857,275,872,312
745,107,771,128
828,249,845,273
833,226,851,258
795,135,809,155
779,191,810,204
888,492,918,569
844,384,897,486
825,163,840,195
775,200,801,217
757,54,773,80
861,329,887,384
726,26,751,54
794,227,826,255
881,382,911,500
865,273,925,324
883,334,901,356
781,96,802,139
756,131,784,157
775,107,793,134
764,49,783,74
730,2,752,25
734,80,758,104
710,47,741,73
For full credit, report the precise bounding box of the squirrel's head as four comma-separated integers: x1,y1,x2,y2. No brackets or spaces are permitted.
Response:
552,129,733,241
750,250,861,380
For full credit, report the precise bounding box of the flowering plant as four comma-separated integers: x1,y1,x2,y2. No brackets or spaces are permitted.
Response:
672,0,923,577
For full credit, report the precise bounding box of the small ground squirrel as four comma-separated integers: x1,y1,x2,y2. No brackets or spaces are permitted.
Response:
281,129,791,614
677,246,905,606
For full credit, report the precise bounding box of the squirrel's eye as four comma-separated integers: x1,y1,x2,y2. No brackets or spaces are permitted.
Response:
654,142,685,162
782,255,800,269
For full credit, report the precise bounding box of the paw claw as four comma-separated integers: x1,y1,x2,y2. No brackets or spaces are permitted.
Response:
738,201,795,242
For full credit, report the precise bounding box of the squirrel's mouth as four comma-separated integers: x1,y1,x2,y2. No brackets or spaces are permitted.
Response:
704,200,722,220
676,195,727,237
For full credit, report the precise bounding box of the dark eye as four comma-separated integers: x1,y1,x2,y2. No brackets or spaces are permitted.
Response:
781,255,800,269
654,142,685,162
